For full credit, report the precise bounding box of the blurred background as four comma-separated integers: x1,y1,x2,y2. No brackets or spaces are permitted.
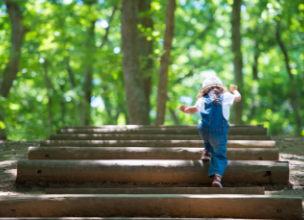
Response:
0,0,303,140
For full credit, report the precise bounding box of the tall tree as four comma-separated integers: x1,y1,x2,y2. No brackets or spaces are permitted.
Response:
0,0,26,139
42,59,53,134
78,0,98,126
138,0,153,117
252,40,259,80
275,18,302,136
80,19,96,126
231,0,243,124
121,0,150,125
65,1,118,126
155,0,176,125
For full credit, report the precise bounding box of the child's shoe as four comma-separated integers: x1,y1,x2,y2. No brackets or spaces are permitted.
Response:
201,150,211,161
212,175,223,188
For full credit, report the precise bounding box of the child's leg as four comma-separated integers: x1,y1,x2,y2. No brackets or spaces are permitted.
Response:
207,132,228,178
208,144,228,178
198,122,210,152
200,141,213,161
203,141,212,153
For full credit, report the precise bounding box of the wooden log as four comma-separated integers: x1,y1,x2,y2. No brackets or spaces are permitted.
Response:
16,160,289,185
45,187,265,195
0,218,283,220
28,147,279,161
63,124,264,129
40,140,276,148
49,134,271,141
0,195,301,219
56,127,267,136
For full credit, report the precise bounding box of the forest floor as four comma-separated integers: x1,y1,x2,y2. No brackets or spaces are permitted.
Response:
0,138,303,217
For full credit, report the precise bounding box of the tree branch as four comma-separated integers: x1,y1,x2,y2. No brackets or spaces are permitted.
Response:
100,1,118,48
42,59,53,133
174,58,212,84
275,19,293,80
65,56,76,88
175,70,194,84
275,16,302,135
185,17,214,49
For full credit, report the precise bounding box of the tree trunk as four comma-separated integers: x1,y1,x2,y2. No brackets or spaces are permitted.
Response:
169,107,179,125
42,59,53,134
231,0,243,124
0,114,6,140
59,83,66,126
80,20,96,126
65,56,76,88
121,0,150,125
138,0,154,117
275,19,302,136
98,1,119,125
252,40,259,80
155,0,176,125
65,56,82,125
0,0,26,140
101,86,116,125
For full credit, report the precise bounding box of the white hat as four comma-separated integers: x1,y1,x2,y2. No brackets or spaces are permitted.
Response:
201,76,226,92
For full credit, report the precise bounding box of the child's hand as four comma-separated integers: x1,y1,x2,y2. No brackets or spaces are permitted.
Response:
179,104,187,112
230,84,238,92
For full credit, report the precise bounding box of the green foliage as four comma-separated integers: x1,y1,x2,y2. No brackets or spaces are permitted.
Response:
0,0,303,140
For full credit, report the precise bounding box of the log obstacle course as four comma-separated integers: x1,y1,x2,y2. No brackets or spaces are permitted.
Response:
0,124,303,219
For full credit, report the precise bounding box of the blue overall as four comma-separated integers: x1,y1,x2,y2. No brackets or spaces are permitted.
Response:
198,94,229,178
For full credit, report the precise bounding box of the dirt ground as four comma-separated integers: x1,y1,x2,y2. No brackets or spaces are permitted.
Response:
0,138,304,218
266,137,304,217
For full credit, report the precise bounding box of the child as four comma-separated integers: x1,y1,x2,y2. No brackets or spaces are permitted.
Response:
179,76,241,188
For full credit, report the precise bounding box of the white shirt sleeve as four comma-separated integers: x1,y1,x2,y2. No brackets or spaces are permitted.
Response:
194,97,204,112
222,92,235,121
223,92,234,106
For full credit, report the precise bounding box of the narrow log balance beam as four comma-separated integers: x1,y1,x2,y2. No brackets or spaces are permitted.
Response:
28,147,279,161
0,195,301,219
16,160,289,185
40,140,276,148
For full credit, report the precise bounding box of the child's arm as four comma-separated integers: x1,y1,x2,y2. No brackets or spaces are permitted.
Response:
230,85,242,102
179,104,198,114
